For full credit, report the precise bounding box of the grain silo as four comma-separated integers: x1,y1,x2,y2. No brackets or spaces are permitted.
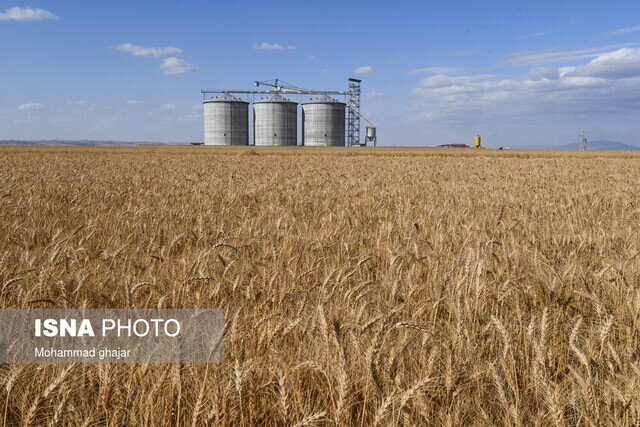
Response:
302,94,346,147
203,93,249,145
253,94,297,146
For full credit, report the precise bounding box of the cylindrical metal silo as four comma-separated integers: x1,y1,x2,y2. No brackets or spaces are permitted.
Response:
203,93,249,145
253,94,298,146
302,94,346,147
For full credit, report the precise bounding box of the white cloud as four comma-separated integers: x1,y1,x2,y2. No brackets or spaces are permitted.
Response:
159,57,197,75
607,25,640,36
116,43,182,58
0,6,57,21
320,68,329,74
503,44,635,66
66,100,88,106
158,103,177,110
354,65,374,75
412,47,640,121
18,102,44,111
127,99,143,105
528,67,559,80
409,66,464,75
363,91,384,101
558,66,576,77
572,48,640,79
253,42,296,51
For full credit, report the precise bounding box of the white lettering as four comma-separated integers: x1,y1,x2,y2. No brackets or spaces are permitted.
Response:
133,319,149,337
43,319,58,337
102,319,115,335
164,319,180,337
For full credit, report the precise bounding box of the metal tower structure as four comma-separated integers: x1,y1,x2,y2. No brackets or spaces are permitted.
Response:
580,132,587,150
347,78,362,146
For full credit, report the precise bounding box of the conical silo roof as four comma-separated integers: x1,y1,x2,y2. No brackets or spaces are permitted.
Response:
204,93,248,103
254,93,297,104
303,94,345,105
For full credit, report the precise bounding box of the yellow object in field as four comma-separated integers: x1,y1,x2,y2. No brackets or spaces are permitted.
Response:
474,134,481,148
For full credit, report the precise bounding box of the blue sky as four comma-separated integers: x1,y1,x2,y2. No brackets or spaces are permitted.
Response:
2,1,640,147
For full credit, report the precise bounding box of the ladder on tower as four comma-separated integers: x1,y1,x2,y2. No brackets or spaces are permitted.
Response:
347,78,362,146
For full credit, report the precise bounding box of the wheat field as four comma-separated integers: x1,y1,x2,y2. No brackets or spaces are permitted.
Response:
1,146,640,426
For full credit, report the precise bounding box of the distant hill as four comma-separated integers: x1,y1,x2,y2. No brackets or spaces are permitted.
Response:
0,140,191,146
553,140,639,151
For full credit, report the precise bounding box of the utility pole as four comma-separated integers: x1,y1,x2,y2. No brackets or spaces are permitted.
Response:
580,132,587,150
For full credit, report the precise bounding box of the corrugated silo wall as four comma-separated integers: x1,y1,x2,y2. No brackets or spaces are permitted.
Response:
253,102,298,146
302,102,346,146
204,101,249,145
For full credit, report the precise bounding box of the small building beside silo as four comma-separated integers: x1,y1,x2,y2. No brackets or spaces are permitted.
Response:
253,94,298,146
302,94,346,146
203,93,249,146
